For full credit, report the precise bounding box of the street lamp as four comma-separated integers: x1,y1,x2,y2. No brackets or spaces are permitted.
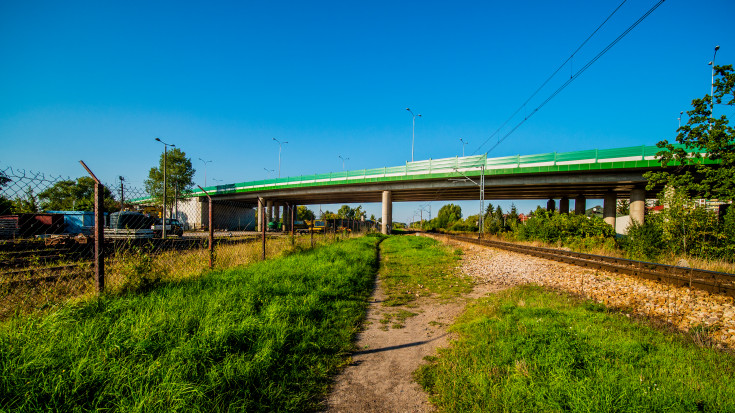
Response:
339,155,350,170
198,158,212,187
264,168,275,179
460,138,468,157
708,45,720,130
155,137,175,239
273,138,288,178
678,111,683,129
406,108,422,162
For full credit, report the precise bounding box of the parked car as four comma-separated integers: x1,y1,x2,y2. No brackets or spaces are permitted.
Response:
152,218,184,237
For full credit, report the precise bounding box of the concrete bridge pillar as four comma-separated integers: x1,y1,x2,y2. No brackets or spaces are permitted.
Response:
546,198,556,213
275,204,280,225
257,198,265,232
382,190,392,234
574,195,586,215
266,200,273,226
603,192,616,228
630,188,646,226
559,197,570,214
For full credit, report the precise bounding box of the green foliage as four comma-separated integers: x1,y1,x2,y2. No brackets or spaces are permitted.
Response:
0,237,380,412
37,177,117,212
11,187,38,213
415,286,735,412
297,205,315,221
620,214,665,260
645,64,735,201
436,203,462,228
516,210,614,244
0,172,11,214
617,199,630,216
144,148,196,209
636,189,735,261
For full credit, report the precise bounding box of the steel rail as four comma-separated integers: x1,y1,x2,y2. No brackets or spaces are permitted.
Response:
441,234,735,298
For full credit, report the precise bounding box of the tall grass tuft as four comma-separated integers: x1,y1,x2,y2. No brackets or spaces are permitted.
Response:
0,236,380,412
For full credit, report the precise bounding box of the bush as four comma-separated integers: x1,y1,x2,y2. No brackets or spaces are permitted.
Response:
621,215,665,260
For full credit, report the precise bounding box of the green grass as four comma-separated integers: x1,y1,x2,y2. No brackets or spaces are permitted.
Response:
0,237,381,412
415,285,735,412
380,235,472,306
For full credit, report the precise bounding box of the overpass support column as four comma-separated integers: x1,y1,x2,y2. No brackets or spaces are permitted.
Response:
546,198,556,213
381,190,392,235
630,188,646,226
559,197,570,214
603,192,616,228
266,200,273,227
257,198,265,232
574,195,586,215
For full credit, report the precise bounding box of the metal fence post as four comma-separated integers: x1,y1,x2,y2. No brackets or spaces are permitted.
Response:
79,161,104,293
197,186,214,268
260,197,266,260
290,204,295,245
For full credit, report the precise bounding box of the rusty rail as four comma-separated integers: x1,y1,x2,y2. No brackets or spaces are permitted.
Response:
440,234,735,298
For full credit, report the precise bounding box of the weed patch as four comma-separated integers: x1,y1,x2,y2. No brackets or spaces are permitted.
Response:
380,236,472,306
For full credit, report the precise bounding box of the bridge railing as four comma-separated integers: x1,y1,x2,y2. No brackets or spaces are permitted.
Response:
181,143,709,198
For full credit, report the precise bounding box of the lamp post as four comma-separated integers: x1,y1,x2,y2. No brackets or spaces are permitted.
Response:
119,176,125,211
678,111,683,129
273,138,288,178
406,108,421,162
155,138,175,239
339,155,350,170
198,158,212,187
460,138,468,157
264,168,274,179
708,45,720,130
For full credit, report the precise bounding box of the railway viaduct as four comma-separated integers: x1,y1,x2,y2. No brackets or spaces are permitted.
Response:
188,144,712,234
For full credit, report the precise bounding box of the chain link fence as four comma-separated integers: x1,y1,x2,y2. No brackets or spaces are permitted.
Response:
1,165,368,320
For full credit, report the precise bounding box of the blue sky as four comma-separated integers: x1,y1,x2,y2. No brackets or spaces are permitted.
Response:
1,0,733,223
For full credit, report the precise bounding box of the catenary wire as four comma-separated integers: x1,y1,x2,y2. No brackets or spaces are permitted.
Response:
474,0,666,155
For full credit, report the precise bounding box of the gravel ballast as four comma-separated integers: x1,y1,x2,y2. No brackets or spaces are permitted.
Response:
435,236,735,351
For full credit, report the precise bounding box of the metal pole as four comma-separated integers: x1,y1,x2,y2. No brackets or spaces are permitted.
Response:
209,197,213,268
261,198,266,260
119,176,124,211
290,204,295,245
80,160,104,293
406,108,421,162
163,144,167,239
709,45,720,131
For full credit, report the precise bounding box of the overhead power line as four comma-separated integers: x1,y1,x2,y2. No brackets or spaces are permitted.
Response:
474,0,666,155
473,0,628,155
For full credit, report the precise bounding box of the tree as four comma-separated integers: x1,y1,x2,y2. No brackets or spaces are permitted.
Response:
0,171,12,214
37,177,117,212
297,206,315,221
617,199,630,216
645,64,735,201
144,148,196,211
436,203,462,228
337,205,355,219
12,187,39,213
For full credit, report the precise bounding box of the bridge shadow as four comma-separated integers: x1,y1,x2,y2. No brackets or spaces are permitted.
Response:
350,333,448,357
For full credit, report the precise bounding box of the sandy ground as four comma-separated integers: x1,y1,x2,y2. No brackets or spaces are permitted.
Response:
324,246,505,413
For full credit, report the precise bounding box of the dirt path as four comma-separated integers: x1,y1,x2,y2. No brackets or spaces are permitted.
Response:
324,243,505,413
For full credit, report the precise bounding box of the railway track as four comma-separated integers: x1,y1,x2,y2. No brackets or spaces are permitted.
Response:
440,234,735,299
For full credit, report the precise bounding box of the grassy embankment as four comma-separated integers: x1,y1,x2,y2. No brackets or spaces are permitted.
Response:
415,285,735,412
0,233,344,320
377,235,472,329
0,236,380,412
